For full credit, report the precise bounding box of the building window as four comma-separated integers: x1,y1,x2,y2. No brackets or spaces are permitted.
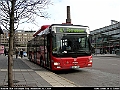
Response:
24,34,27,35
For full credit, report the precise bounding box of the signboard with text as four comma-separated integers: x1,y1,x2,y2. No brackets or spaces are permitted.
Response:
55,27,86,33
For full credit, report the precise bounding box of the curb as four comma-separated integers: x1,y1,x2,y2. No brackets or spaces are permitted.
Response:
46,70,79,87
22,58,79,87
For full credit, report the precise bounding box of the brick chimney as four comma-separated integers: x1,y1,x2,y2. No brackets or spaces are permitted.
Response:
66,6,71,23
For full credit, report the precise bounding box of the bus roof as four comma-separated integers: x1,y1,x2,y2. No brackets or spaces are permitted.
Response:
33,25,50,37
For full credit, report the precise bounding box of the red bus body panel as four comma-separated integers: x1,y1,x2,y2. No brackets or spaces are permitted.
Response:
33,25,50,37
51,55,92,70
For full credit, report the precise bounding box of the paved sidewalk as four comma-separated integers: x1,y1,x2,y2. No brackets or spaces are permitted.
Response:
0,55,78,87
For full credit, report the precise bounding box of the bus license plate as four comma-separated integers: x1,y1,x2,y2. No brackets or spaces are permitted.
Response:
71,66,79,68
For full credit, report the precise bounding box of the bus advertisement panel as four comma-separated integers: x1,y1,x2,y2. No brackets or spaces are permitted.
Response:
27,24,92,70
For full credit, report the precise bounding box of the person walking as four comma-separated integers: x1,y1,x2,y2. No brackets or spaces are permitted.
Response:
20,49,23,58
15,49,19,59
4,48,7,56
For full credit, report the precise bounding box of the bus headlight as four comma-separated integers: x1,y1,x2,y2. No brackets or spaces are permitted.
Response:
54,62,60,65
89,57,93,63
88,57,92,67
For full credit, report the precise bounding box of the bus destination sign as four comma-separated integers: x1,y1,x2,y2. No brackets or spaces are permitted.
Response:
56,27,86,33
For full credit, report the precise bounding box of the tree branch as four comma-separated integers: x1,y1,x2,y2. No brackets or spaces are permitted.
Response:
0,0,52,31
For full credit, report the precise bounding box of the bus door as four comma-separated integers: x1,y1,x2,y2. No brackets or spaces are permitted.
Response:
44,35,51,68
47,34,51,69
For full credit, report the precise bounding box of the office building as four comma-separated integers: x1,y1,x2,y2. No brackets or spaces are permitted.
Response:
0,30,35,52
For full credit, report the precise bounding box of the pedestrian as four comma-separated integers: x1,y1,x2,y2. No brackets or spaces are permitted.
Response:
20,49,23,58
15,49,19,59
4,48,7,56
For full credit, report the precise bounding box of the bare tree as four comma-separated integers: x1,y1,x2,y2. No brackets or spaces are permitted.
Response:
0,0,51,87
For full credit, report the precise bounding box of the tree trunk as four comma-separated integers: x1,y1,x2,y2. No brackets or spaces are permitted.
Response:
8,0,15,87
8,35,14,87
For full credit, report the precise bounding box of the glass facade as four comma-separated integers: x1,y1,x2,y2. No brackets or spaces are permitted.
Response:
90,22,120,54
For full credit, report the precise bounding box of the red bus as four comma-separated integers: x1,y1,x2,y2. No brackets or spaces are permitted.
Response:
27,24,93,70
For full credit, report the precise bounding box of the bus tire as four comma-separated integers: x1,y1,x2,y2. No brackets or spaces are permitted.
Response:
40,56,44,67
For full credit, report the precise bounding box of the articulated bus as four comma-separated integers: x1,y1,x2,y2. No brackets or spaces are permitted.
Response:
27,24,93,70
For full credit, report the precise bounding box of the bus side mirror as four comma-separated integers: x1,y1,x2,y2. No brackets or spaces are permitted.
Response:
88,38,92,50
51,31,55,37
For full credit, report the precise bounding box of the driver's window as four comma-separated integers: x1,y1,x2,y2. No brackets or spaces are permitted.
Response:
81,38,85,47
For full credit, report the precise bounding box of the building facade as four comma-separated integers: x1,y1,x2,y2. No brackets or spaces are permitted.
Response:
0,27,4,54
90,21,120,54
0,30,36,52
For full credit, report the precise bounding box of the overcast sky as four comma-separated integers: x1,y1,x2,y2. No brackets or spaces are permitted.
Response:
17,0,120,31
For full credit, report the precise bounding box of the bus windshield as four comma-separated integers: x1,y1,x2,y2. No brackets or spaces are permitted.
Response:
52,33,91,55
